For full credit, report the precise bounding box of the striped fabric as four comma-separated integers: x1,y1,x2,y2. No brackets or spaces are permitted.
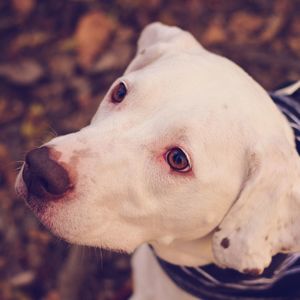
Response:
270,80,300,153
155,81,300,300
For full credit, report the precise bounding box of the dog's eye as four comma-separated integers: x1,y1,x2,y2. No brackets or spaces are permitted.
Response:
111,81,127,103
166,148,191,172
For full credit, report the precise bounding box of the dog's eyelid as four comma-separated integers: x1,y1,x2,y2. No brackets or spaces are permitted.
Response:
117,78,131,92
119,79,129,89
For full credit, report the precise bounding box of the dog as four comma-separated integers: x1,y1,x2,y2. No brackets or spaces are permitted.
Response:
15,23,300,299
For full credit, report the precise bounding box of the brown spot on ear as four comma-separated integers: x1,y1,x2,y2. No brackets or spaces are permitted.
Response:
215,226,221,232
281,247,291,252
243,268,260,276
221,237,230,248
265,235,269,241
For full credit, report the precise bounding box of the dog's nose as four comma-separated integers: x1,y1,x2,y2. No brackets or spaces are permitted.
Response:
22,146,71,199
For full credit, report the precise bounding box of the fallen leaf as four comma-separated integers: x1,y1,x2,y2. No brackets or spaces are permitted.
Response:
0,59,44,85
69,76,92,108
28,229,51,244
74,10,116,69
11,0,36,17
11,31,51,54
48,54,75,78
259,15,285,42
115,26,134,43
44,290,60,300
0,256,6,269
228,11,265,43
57,37,76,52
202,18,227,45
288,37,300,56
91,43,132,73
0,97,24,125
291,17,300,35
21,103,48,139
9,271,35,287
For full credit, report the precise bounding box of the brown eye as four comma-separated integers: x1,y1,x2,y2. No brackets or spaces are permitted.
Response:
166,147,191,172
111,81,127,103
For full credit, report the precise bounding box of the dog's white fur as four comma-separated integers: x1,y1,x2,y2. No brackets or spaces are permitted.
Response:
16,23,300,299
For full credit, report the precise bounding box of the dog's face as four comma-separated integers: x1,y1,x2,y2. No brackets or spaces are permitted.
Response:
15,23,300,274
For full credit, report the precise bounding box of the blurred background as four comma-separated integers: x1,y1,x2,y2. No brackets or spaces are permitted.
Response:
1,0,300,299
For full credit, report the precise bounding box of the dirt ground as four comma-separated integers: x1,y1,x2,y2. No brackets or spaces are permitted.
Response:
1,0,300,299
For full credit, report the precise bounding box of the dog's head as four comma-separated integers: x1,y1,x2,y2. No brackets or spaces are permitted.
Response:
15,23,300,274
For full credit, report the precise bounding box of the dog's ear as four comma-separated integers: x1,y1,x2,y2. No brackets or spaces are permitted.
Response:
125,22,202,74
212,142,300,275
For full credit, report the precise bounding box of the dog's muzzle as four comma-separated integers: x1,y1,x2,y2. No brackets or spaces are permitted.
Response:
22,146,71,200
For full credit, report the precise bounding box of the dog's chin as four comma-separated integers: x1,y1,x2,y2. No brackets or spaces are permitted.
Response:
21,197,81,245
15,193,109,249
15,173,138,252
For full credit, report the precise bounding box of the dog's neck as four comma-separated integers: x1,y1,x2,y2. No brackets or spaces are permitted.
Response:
150,233,214,267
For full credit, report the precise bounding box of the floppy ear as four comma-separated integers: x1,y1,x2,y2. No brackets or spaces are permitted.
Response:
212,142,300,275
125,22,202,74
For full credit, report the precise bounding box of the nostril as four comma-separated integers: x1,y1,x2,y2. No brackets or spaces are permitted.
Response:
39,177,49,191
38,172,70,195
23,146,71,199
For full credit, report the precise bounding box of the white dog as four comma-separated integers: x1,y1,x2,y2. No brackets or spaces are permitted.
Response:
16,23,300,299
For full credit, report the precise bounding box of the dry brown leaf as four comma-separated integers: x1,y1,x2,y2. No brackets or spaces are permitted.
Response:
288,37,300,56
291,17,300,35
228,11,264,43
11,31,50,54
57,37,77,52
159,12,177,27
74,10,116,69
259,15,284,42
0,256,6,269
69,77,92,108
48,54,75,78
0,59,44,85
44,290,60,300
202,19,227,45
0,144,9,160
28,229,51,244
9,271,35,287
92,43,132,73
0,98,24,125
21,104,48,139
11,0,36,16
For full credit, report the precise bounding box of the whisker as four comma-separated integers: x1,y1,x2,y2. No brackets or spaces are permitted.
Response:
48,126,58,138
7,160,24,167
15,160,25,164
